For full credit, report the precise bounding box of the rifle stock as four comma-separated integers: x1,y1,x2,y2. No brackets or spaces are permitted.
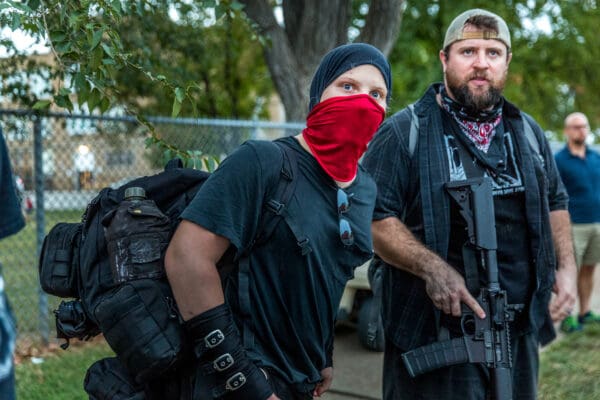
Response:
401,177,522,400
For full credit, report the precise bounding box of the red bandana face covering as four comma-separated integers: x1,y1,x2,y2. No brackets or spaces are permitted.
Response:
302,94,385,182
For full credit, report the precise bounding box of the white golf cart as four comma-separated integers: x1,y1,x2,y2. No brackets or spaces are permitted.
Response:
337,260,384,352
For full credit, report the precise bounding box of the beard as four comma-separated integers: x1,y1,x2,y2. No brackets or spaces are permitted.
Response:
445,69,506,112
570,137,586,146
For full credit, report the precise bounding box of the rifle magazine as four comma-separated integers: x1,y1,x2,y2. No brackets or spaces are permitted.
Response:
401,337,470,377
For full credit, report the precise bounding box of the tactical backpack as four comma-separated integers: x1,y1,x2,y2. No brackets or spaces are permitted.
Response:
38,140,299,390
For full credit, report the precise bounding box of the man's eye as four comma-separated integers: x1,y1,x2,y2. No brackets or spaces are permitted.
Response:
370,91,381,99
343,83,353,91
463,49,473,55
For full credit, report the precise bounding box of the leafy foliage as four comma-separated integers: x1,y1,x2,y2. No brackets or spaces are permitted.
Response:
389,0,600,136
2,0,600,142
1,0,268,165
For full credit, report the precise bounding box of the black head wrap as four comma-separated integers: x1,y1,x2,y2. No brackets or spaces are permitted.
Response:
308,43,392,112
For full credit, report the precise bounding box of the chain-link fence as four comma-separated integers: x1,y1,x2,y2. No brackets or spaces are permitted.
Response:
0,109,304,350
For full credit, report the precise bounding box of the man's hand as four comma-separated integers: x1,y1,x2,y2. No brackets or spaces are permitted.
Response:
549,264,577,322
548,210,578,322
424,261,486,319
313,367,333,397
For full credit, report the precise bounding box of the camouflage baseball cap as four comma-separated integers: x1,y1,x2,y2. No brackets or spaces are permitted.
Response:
443,9,511,50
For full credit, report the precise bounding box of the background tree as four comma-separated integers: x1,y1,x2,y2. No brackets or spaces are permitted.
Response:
2,0,600,136
239,0,405,121
390,0,600,135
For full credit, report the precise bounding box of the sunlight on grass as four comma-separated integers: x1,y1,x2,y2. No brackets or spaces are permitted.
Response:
16,341,114,400
539,324,600,399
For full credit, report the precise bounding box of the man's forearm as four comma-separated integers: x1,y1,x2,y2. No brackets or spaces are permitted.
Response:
372,217,447,280
549,209,577,271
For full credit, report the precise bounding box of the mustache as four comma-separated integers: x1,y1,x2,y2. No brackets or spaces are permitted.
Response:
468,73,490,81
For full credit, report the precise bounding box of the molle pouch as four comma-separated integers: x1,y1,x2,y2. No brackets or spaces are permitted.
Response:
84,357,146,400
93,278,187,384
102,199,171,284
38,222,82,298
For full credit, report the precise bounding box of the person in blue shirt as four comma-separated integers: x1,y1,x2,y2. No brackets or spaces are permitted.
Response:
0,126,26,400
555,112,600,333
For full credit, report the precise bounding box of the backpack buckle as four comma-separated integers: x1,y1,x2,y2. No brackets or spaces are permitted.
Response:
297,238,312,255
267,200,285,215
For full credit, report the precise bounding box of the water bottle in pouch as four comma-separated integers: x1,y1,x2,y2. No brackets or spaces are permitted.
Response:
102,187,172,284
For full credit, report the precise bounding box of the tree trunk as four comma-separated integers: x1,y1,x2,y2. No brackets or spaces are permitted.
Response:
240,0,405,122
358,0,405,56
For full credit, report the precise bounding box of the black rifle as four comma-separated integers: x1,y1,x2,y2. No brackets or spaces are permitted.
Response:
401,177,523,400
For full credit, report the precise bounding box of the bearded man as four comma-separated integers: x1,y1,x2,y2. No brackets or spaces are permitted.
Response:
363,8,577,400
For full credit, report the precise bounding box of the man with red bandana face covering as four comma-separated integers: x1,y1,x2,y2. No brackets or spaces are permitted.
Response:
165,43,390,399
363,8,577,400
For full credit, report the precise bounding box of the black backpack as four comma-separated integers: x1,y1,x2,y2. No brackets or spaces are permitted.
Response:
38,140,298,386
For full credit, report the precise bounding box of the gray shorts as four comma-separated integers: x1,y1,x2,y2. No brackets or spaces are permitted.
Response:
572,223,600,267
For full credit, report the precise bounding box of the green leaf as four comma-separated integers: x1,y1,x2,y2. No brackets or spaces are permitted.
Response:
50,31,67,43
90,45,103,69
6,1,32,12
111,0,123,16
215,4,226,20
101,43,115,59
144,137,155,148
90,28,104,50
10,13,21,31
90,88,104,111
54,94,73,111
174,87,185,102
32,100,52,110
171,97,182,118
99,96,111,113
231,1,245,11
55,41,72,53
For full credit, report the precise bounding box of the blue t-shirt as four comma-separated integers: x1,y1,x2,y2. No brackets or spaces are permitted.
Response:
181,137,375,392
0,128,25,240
0,127,23,381
555,146,600,224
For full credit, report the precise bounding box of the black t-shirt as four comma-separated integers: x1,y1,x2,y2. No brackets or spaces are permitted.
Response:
181,136,375,391
442,113,533,332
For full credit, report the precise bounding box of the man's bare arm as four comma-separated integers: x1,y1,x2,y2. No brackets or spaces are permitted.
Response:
372,217,485,318
548,209,577,322
164,220,230,321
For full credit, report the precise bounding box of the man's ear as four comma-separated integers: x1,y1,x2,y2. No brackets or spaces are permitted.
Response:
439,49,448,72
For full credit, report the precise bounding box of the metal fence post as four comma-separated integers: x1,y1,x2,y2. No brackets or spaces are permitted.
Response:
33,114,49,344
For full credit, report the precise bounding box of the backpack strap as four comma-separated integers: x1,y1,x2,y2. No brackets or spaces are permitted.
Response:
238,140,301,350
408,103,419,157
253,141,301,248
410,105,542,161
522,115,540,156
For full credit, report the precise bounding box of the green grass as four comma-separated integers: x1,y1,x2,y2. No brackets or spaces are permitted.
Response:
15,340,114,400
0,209,84,339
13,324,600,399
538,324,600,399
